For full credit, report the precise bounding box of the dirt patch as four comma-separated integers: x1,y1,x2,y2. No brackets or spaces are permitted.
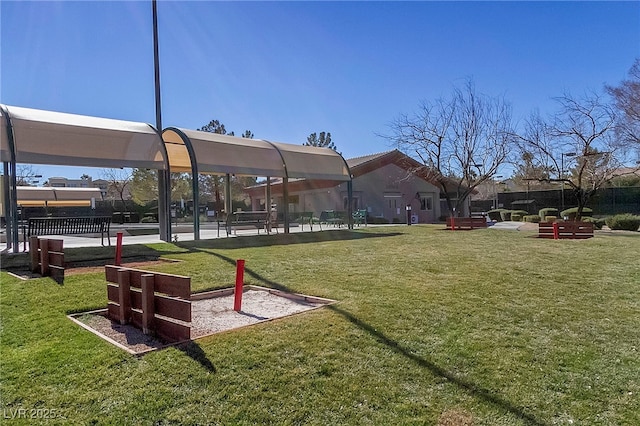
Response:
5,257,179,280
70,287,335,355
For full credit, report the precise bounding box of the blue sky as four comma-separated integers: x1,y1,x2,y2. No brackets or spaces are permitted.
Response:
2,1,639,181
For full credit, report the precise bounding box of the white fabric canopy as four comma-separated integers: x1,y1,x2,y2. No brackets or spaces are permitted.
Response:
162,127,351,180
0,105,167,169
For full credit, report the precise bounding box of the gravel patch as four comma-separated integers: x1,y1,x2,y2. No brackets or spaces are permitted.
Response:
71,287,334,355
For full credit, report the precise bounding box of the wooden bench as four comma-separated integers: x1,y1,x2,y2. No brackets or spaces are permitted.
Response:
446,216,488,230
219,211,270,236
23,216,111,251
538,221,594,239
105,265,191,342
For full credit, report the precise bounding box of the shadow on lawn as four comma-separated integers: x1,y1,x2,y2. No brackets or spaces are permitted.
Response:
178,341,216,373
205,249,546,426
177,229,403,251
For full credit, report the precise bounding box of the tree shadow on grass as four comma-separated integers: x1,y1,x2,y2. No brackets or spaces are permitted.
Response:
202,250,546,426
177,341,216,373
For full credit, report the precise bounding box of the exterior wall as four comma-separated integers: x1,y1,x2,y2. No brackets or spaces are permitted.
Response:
346,163,441,223
250,163,442,223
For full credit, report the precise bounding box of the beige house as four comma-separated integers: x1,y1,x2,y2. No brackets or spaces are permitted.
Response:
245,150,469,223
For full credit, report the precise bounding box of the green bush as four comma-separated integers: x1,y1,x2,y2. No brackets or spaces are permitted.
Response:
524,215,541,223
487,209,506,222
560,207,593,220
581,216,606,230
544,216,557,222
539,208,559,221
500,210,512,221
605,214,640,231
509,210,529,221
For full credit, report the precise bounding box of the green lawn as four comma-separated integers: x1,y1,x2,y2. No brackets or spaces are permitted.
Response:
1,225,639,425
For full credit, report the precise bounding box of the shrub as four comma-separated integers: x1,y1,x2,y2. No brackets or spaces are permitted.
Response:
500,210,512,221
560,207,593,221
524,215,541,223
509,210,529,221
487,209,505,222
539,208,559,221
605,214,640,231
581,216,606,230
545,216,557,222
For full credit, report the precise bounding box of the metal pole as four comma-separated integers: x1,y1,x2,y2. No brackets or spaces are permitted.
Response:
152,0,171,242
560,154,565,211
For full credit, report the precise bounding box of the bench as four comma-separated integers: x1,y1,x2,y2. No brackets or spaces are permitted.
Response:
538,221,594,239
23,216,111,251
219,211,270,236
293,211,314,231
315,210,345,230
446,216,487,230
353,209,367,226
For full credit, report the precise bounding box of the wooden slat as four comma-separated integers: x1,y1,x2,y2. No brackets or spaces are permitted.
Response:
107,302,120,321
107,284,191,322
130,310,190,342
154,316,191,342
48,251,65,267
105,265,190,299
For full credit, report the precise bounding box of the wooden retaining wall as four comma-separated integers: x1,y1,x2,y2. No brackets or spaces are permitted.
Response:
29,237,64,281
446,217,488,230
539,221,594,239
105,265,191,342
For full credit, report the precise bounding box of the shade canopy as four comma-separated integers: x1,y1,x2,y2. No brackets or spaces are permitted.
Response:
0,105,167,170
2,186,102,208
162,127,350,181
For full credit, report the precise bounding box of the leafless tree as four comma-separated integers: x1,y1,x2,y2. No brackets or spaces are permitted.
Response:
386,80,514,216
16,164,42,186
606,58,640,149
518,91,629,219
101,168,133,212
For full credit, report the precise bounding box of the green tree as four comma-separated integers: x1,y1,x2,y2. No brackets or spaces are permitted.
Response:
198,119,256,210
305,131,337,151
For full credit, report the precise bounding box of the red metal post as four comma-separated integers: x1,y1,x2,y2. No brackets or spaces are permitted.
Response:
115,231,124,266
234,259,245,311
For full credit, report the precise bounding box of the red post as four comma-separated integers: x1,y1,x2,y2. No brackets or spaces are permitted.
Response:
451,216,455,231
115,231,124,266
234,259,245,311
553,222,559,240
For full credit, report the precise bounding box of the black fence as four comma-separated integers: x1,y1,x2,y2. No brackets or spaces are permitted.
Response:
472,186,640,216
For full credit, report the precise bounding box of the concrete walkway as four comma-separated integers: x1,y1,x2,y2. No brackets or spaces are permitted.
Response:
0,222,351,252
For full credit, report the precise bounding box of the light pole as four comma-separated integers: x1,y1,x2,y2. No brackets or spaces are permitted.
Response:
493,175,503,209
561,152,576,211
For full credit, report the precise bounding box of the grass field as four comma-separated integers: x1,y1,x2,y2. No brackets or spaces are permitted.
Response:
1,225,639,425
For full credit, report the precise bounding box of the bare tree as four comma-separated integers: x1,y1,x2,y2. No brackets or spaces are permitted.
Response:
606,58,640,148
16,165,42,186
386,80,514,216
101,168,133,212
518,91,629,219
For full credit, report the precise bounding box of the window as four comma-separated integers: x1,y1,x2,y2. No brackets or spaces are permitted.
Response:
420,196,433,211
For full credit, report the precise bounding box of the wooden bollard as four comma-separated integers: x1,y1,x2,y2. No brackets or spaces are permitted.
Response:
141,274,155,335
117,269,132,325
